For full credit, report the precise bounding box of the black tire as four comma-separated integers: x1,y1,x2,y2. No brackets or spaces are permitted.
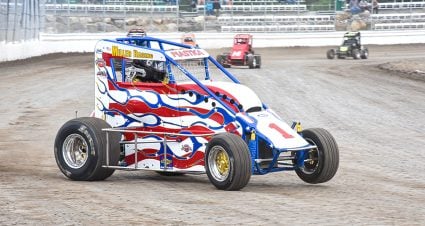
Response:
205,133,252,190
247,55,257,69
352,49,361,59
294,128,339,184
361,48,369,59
255,55,261,68
54,117,121,181
216,54,226,66
326,49,335,59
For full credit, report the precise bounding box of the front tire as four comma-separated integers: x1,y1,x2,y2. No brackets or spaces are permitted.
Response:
54,117,121,181
295,128,339,184
326,49,335,59
205,133,252,190
216,54,226,67
361,48,369,59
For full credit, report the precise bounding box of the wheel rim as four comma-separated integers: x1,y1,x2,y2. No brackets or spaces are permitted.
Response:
252,58,257,67
299,138,320,174
208,146,230,182
62,134,89,169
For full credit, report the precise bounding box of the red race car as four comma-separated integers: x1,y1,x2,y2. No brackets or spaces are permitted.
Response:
216,34,261,69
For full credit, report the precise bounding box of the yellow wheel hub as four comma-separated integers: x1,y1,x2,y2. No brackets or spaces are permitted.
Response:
215,150,229,175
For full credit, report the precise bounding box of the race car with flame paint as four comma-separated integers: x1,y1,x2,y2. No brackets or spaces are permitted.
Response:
54,36,339,190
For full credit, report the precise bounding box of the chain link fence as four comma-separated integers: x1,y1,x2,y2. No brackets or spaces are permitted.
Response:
0,0,44,42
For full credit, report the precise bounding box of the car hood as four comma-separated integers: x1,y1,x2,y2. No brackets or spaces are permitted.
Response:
177,81,263,113
237,109,310,150
202,81,263,113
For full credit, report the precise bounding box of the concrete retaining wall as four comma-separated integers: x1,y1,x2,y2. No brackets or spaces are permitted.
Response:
1,30,425,62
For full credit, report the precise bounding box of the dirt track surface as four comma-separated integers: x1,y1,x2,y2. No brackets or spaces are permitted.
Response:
1,45,424,225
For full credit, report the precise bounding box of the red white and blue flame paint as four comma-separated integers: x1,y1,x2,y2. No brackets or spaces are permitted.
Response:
93,37,312,174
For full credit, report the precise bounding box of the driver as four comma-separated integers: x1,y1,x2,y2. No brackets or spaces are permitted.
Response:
127,59,166,83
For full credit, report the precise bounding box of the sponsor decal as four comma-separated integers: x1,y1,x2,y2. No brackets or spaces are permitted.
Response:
111,45,154,59
112,45,132,58
168,49,208,59
160,156,173,168
133,49,153,59
96,58,106,68
181,144,192,153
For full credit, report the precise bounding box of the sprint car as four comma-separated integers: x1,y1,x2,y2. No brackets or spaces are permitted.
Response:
327,31,369,60
216,34,261,69
181,33,198,47
54,36,339,190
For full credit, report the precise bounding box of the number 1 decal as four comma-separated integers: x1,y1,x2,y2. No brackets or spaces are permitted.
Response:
269,123,293,139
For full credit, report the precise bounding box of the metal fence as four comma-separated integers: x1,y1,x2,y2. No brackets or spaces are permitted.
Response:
42,0,425,34
0,0,44,42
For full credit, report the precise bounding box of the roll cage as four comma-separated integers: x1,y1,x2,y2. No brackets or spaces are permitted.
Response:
100,36,268,117
342,31,361,46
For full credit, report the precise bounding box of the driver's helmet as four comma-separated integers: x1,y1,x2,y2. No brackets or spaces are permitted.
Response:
128,59,166,83
127,28,147,37
237,38,246,44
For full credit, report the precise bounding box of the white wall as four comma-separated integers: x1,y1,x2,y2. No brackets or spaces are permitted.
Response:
1,30,425,62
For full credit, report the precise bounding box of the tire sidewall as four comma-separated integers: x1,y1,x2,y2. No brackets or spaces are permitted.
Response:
216,55,224,65
247,54,255,68
327,49,335,59
362,49,369,59
352,49,361,59
54,121,99,180
205,137,236,189
255,56,261,68
295,130,325,182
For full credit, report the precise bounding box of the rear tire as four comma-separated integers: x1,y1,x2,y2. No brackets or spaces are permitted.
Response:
352,49,361,59
205,133,252,190
326,49,335,59
54,117,121,181
255,55,261,68
294,128,339,184
361,48,369,59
